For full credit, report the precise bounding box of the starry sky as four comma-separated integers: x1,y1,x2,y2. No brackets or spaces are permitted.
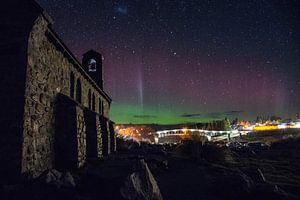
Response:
37,0,300,124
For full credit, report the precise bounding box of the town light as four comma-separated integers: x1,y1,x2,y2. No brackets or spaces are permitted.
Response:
278,124,286,129
182,128,188,132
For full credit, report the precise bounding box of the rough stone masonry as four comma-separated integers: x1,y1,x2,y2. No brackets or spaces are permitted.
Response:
0,0,116,183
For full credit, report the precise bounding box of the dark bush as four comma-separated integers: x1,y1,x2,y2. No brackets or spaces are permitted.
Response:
174,140,225,163
270,135,300,150
116,138,140,152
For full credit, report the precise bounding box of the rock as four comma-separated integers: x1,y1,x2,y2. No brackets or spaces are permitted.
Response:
61,172,76,188
146,158,168,173
40,170,60,187
22,170,41,180
120,160,163,200
257,168,267,183
254,183,289,199
128,142,141,150
237,170,255,191
2,184,24,193
211,166,256,199
38,169,76,188
243,168,267,184
40,169,62,186
144,146,167,156
117,138,140,152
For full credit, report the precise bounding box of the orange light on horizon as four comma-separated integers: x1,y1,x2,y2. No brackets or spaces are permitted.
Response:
253,125,279,131
182,128,188,133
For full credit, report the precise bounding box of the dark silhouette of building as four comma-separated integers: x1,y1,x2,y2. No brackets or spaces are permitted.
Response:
0,0,116,183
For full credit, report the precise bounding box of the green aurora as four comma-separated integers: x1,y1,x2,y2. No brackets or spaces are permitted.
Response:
110,103,235,125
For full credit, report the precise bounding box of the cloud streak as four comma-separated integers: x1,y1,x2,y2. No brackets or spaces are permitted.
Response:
224,110,244,115
180,110,244,119
133,115,157,119
180,114,203,118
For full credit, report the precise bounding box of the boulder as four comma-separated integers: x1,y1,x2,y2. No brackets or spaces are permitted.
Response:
242,168,267,184
254,183,290,199
38,169,76,188
117,138,141,152
237,170,255,191
120,160,163,200
143,145,167,156
146,158,168,173
40,169,62,186
61,171,76,188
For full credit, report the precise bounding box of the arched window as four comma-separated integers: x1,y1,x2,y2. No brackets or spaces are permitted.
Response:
88,89,91,109
70,72,75,98
88,59,97,72
76,79,82,103
92,93,95,111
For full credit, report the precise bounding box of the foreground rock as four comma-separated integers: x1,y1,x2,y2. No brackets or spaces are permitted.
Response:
38,169,76,188
120,160,163,200
2,138,300,200
146,158,168,174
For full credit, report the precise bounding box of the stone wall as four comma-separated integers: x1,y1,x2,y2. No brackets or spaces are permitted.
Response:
0,0,43,182
22,15,61,176
76,107,87,168
0,1,115,182
55,94,113,170
22,14,113,176
96,116,103,158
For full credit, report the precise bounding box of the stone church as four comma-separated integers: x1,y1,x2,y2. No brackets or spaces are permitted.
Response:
0,0,116,182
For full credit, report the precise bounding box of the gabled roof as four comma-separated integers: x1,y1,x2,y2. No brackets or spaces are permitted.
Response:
47,28,112,103
83,49,102,56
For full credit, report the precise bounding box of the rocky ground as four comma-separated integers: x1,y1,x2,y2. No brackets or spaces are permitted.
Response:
1,136,300,200
156,141,300,200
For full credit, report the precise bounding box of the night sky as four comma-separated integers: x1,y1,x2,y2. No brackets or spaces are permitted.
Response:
37,0,300,124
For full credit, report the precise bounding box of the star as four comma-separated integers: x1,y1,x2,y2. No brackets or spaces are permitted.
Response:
115,5,128,15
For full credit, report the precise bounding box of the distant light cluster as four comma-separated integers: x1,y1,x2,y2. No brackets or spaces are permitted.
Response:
240,120,300,131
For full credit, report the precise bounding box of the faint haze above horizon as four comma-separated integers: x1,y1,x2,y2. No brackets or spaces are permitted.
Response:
38,0,300,124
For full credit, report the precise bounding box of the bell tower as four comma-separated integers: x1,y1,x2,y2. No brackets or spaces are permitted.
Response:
82,50,103,89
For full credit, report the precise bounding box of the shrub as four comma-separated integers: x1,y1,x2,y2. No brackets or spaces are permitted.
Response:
174,140,225,163
116,137,140,152
270,134,300,150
